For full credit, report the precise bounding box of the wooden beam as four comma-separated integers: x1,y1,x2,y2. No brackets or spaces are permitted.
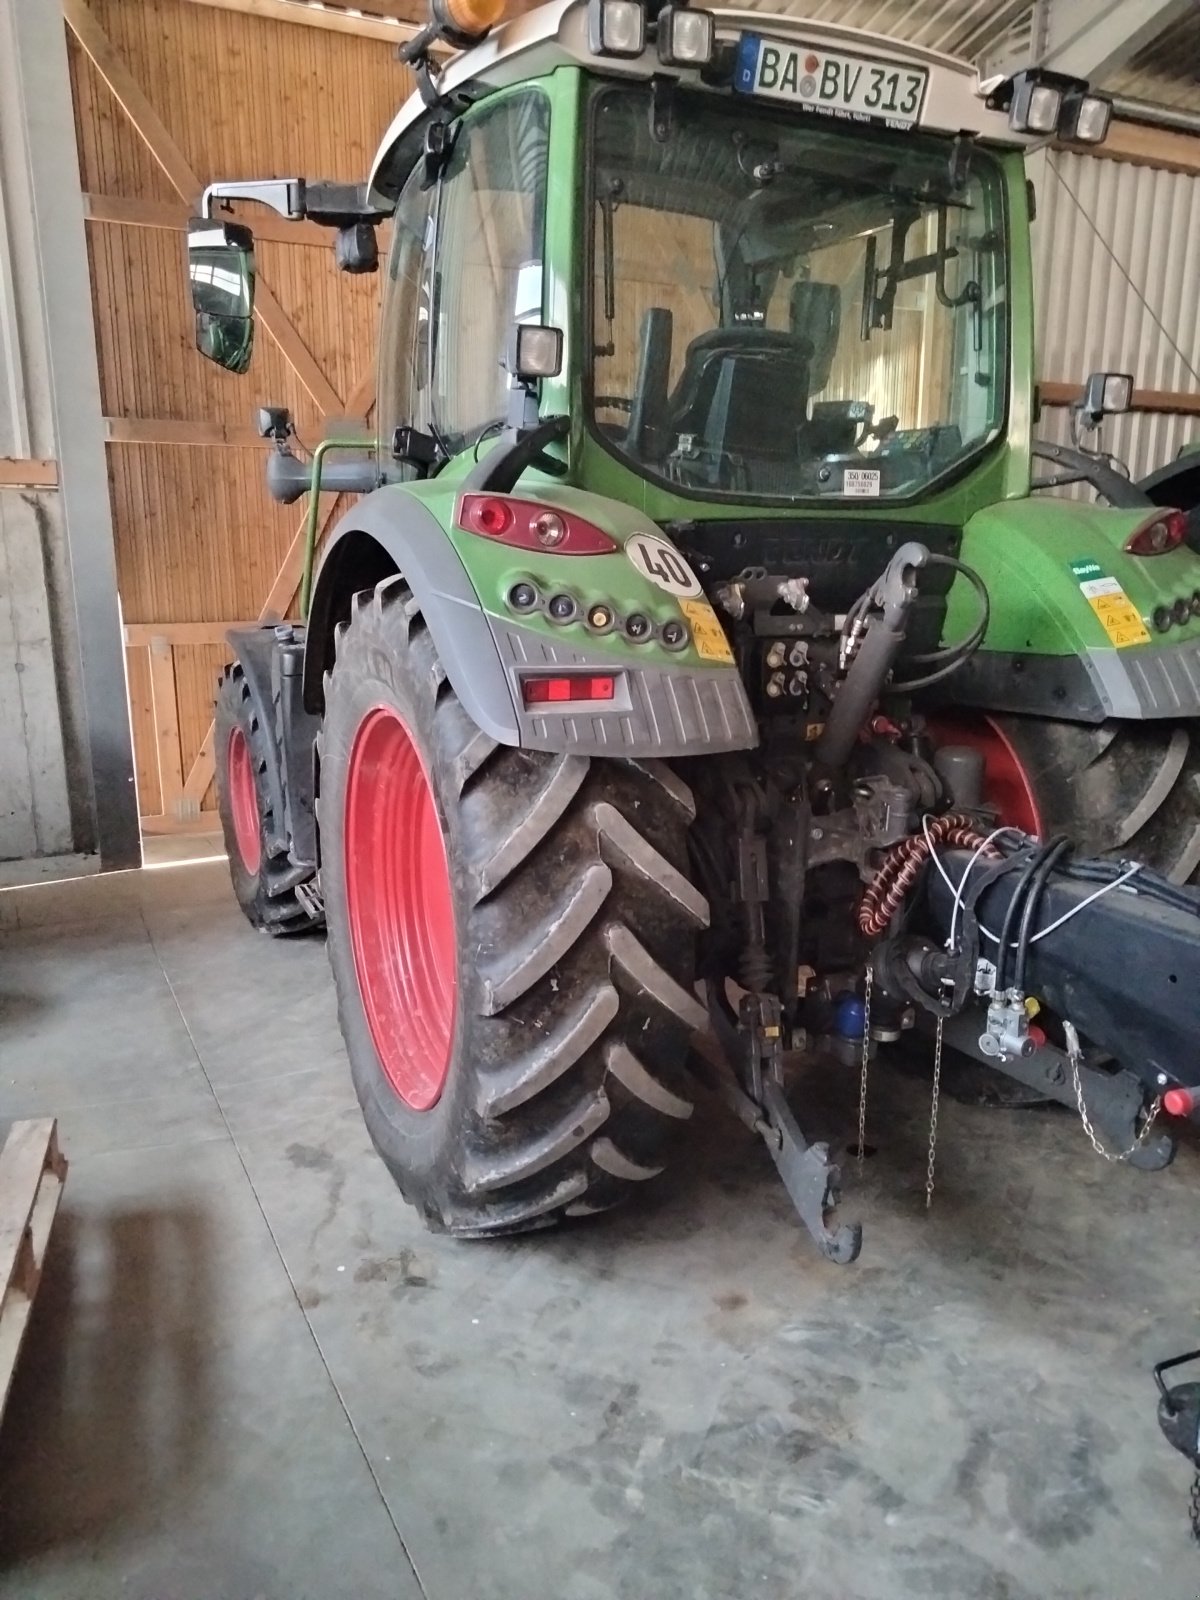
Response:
83,192,331,248
0,459,58,488
1040,380,1200,416
140,811,223,837
105,417,270,448
147,635,185,813
180,0,435,47
1059,118,1200,179
124,621,258,647
63,0,346,416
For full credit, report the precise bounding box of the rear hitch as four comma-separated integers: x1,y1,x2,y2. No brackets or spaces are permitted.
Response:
1153,1350,1200,1542
692,989,862,1265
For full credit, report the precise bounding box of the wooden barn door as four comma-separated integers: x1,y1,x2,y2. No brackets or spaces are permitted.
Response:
63,0,411,843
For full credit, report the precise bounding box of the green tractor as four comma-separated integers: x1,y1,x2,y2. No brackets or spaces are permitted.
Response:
187,0,1200,1257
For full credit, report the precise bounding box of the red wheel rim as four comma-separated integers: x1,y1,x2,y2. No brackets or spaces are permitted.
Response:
343,705,457,1110
227,726,262,874
928,714,1044,836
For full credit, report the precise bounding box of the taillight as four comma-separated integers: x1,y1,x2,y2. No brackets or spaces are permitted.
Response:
1124,509,1187,555
522,674,616,706
458,495,617,555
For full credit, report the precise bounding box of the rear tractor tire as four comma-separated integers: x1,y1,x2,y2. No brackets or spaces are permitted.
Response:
318,577,710,1236
935,711,1200,886
214,663,316,935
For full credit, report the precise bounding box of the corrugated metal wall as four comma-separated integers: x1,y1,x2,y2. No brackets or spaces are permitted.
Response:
1029,146,1200,481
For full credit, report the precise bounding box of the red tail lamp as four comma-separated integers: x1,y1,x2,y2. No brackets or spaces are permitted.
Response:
458,495,617,555
522,674,616,706
1124,509,1187,556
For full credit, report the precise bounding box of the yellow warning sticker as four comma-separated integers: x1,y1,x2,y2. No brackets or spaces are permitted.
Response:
679,598,734,663
1078,575,1151,648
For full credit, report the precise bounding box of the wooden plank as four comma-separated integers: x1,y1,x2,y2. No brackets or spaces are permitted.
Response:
83,192,331,249
140,810,224,837
1040,380,1200,416
105,417,270,448
147,635,185,813
1060,119,1200,180
124,620,258,647
63,0,346,417
0,459,58,488
0,1119,67,1421
62,0,200,198
180,0,447,49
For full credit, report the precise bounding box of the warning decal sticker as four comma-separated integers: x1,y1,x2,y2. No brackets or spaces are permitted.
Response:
1068,558,1150,648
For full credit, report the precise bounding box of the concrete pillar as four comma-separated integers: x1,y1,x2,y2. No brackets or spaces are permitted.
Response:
0,0,139,869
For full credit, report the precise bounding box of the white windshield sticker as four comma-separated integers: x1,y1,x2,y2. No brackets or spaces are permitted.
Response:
626,533,703,597
844,468,881,498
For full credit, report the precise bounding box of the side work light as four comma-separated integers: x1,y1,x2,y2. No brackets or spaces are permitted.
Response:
656,4,714,67
1061,89,1113,145
1009,71,1062,134
587,0,646,58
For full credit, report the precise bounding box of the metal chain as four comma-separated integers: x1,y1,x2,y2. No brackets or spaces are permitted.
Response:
1064,1021,1162,1162
856,966,872,1173
1191,1463,1200,1545
925,1013,944,1210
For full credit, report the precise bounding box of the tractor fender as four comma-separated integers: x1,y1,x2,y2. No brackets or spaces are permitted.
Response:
303,487,522,742
303,485,758,757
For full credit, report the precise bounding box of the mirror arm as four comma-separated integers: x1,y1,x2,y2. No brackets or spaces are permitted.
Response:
201,178,306,220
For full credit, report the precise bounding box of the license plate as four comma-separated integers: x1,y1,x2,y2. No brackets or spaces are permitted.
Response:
734,35,928,130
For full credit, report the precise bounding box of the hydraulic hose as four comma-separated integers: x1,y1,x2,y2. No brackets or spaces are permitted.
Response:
995,835,1067,992
1013,837,1072,995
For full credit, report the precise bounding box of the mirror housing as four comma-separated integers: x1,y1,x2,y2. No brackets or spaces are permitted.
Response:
1079,370,1133,428
186,218,256,374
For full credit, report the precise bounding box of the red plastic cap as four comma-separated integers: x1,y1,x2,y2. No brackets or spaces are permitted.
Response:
1027,1024,1047,1049
1163,1087,1196,1118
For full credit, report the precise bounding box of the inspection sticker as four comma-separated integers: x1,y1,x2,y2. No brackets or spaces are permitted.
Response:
843,468,880,497
1069,558,1150,648
679,598,734,663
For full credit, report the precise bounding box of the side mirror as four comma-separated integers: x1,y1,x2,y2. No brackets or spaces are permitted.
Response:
1079,370,1133,428
186,218,256,374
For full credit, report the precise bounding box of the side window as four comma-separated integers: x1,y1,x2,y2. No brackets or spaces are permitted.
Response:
429,93,550,455
378,161,436,476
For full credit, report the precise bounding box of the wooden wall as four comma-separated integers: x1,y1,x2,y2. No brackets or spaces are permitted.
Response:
65,0,411,832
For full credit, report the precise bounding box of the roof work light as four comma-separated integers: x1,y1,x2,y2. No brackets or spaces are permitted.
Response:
587,0,646,58
656,4,715,67
989,68,1113,147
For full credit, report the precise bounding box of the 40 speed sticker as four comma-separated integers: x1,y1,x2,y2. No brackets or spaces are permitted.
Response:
625,532,703,598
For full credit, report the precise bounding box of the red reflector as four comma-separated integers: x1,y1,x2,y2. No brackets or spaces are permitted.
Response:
457,494,617,554
522,674,616,706
1124,509,1187,555
1163,1086,1197,1118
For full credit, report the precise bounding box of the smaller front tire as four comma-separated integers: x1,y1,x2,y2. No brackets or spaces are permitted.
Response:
214,663,314,935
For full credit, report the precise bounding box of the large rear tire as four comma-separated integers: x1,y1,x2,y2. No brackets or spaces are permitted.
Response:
214,663,315,934
937,711,1200,884
319,576,709,1236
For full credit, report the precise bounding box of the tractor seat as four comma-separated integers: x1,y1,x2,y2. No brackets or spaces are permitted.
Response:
666,329,813,463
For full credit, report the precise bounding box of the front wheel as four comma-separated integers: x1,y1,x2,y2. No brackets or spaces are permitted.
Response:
318,577,710,1236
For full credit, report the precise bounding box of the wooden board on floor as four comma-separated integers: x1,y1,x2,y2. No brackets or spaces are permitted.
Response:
0,1119,68,1422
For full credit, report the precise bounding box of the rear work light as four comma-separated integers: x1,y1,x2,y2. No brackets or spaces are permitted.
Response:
457,495,618,555
522,674,616,706
1124,509,1187,556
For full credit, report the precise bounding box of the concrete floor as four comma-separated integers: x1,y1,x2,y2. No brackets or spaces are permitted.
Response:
0,862,1197,1600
